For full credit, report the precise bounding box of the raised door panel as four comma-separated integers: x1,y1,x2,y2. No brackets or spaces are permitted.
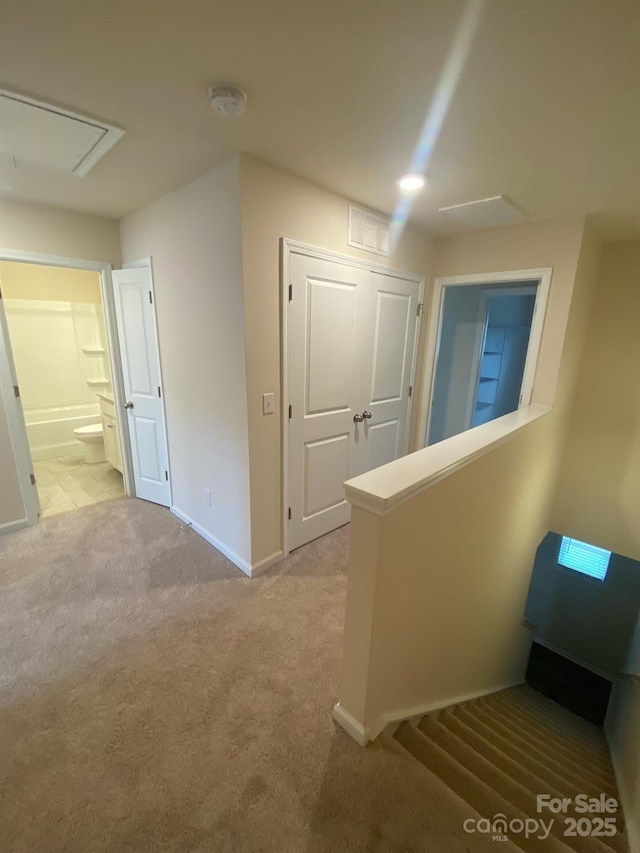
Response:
366,418,401,471
304,433,350,518
370,290,412,405
306,279,356,416
119,286,155,399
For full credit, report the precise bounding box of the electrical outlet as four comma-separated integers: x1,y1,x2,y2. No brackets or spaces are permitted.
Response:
262,392,275,415
204,488,212,507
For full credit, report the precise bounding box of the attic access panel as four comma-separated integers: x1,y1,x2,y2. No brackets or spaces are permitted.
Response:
0,90,125,177
438,196,526,229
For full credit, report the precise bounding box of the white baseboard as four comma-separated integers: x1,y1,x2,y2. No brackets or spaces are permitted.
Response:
171,506,252,577
375,679,527,740
250,550,283,577
332,703,371,747
0,516,30,536
171,508,283,578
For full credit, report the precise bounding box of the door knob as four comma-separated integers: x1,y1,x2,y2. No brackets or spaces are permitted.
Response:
353,413,363,423
124,401,134,410
362,410,372,419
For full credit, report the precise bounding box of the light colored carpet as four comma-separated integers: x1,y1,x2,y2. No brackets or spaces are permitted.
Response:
395,685,628,853
0,498,514,852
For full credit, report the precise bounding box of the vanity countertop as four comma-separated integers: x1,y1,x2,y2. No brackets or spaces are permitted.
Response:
96,391,115,404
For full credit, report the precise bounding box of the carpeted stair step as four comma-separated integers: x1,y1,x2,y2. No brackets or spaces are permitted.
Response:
484,690,612,759
451,701,616,800
394,721,575,853
415,714,617,853
440,707,598,798
479,696,616,787
478,694,616,781
435,709,626,853
518,683,611,729
464,700,618,796
501,687,612,753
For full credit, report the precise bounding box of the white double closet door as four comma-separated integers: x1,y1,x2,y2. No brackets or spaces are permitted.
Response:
288,251,421,550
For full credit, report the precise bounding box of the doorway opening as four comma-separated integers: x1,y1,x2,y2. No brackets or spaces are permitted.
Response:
0,260,125,518
421,269,550,447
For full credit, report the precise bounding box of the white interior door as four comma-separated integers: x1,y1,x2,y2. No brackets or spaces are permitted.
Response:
361,272,419,470
288,252,420,551
112,267,171,507
289,254,370,549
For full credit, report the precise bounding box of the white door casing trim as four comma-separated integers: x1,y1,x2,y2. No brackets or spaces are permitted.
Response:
281,238,425,558
0,248,134,530
417,268,552,448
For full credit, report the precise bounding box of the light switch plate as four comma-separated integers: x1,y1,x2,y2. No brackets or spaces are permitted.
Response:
263,392,275,415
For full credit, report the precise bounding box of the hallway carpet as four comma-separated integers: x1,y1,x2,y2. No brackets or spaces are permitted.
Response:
0,499,514,853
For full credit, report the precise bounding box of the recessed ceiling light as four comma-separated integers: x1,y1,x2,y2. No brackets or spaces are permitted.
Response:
396,173,426,192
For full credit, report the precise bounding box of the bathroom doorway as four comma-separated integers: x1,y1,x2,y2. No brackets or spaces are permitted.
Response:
0,260,126,518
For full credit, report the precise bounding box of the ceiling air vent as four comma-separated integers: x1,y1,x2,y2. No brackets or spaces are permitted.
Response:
0,89,125,177
348,205,390,257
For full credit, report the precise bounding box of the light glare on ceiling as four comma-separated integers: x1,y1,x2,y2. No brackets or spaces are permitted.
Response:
397,173,426,192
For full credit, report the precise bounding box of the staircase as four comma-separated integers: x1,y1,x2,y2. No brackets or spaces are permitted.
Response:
393,685,628,853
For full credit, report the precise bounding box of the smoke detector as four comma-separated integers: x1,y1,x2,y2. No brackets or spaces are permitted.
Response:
208,85,247,118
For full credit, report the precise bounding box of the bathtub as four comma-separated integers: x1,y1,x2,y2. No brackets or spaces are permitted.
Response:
24,403,103,461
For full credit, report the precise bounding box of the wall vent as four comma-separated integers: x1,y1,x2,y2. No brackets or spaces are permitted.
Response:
348,205,390,257
0,89,125,177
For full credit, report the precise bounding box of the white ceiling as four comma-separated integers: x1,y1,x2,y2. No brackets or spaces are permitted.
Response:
1,0,640,237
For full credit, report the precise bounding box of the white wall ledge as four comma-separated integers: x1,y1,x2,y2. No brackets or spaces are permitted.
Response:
344,404,552,516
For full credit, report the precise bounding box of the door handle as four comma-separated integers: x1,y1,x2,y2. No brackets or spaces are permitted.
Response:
124,401,134,410
362,411,372,420
353,413,363,423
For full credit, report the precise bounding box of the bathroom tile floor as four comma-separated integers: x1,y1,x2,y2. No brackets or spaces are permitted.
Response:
34,455,125,518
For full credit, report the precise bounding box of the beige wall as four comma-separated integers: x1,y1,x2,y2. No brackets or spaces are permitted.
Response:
338,216,602,735
120,157,253,567
0,198,121,267
552,241,640,560
0,198,120,533
0,262,101,303
238,154,434,565
424,216,593,411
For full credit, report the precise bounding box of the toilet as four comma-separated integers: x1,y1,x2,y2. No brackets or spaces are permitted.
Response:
73,423,106,464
